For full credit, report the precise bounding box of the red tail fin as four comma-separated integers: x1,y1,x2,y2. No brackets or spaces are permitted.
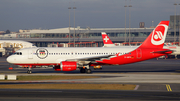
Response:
101,32,115,47
139,21,169,49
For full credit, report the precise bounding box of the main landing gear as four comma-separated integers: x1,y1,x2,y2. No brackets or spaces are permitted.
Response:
80,65,92,74
27,66,32,74
27,70,32,74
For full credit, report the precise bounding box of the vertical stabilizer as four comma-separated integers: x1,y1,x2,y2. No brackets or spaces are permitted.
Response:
101,32,115,47
139,21,169,49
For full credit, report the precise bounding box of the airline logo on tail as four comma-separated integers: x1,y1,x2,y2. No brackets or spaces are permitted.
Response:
104,36,109,43
151,24,168,45
101,32,113,44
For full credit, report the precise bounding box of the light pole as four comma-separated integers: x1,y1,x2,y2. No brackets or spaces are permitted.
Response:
124,0,127,43
68,7,71,44
174,3,177,43
179,3,180,46
128,4,132,46
73,7,76,47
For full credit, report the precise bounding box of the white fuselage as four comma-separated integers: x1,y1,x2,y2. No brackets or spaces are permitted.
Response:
7,47,136,65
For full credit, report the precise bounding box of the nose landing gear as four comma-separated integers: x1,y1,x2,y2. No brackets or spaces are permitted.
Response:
27,65,32,74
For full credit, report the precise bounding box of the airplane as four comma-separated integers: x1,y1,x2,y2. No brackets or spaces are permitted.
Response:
101,29,180,58
6,21,172,74
0,40,36,49
0,40,36,56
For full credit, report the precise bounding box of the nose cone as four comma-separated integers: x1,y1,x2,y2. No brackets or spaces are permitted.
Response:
6,56,14,64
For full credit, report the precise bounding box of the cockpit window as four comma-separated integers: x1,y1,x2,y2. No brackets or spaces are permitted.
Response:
13,52,22,55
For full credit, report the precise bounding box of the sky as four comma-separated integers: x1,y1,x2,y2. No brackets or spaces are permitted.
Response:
0,0,179,32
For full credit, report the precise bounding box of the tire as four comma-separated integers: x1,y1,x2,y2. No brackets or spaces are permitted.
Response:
80,68,86,73
86,69,92,74
27,70,32,74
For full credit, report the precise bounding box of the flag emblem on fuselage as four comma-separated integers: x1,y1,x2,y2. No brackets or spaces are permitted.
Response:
36,48,48,59
39,50,45,56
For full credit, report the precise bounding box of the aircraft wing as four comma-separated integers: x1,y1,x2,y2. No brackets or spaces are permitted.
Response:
66,55,114,62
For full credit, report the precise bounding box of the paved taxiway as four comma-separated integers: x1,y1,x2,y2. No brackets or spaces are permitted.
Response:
0,89,180,101
0,57,180,100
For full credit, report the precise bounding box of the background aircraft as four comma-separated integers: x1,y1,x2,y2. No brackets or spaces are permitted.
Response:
0,40,36,57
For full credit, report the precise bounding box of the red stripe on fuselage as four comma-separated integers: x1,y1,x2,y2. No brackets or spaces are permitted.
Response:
95,48,170,65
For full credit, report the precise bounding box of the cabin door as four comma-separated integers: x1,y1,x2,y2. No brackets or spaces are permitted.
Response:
136,49,142,59
28,50,33,59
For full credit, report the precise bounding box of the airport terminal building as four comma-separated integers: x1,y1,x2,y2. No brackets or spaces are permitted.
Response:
1,15,180,47
1,27,178,47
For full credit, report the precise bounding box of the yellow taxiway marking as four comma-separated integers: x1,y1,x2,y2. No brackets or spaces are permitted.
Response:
166,84,172,91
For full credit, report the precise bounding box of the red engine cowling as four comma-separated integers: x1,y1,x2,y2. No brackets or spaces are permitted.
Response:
54,61,77,71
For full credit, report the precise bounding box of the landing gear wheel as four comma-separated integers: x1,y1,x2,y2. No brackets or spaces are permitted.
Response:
27,70,32,74
80,68,86,73
86,69,92,74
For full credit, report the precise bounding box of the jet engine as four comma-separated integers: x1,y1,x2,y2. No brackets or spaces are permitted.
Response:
54,61,77,71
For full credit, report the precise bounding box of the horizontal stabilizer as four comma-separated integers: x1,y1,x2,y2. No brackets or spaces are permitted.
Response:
151,50,173,54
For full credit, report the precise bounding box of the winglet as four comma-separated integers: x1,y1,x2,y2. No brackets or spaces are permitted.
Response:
101,32,115,47
139,21,169,49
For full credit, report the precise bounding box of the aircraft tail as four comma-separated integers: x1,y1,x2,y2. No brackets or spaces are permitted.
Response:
101,32,115,47
139,21,169,49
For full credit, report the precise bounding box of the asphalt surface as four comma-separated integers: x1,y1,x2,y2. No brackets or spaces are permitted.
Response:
0,89,180,101
0,57,180,101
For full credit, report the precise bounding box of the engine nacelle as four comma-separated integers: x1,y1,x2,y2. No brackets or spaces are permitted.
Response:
54,61,77,71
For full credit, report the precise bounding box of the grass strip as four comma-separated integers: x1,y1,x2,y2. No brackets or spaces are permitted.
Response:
0,84,136,90
17,75,100,80
0,75,100,81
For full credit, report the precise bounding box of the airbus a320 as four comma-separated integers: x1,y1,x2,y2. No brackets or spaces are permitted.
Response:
7,21,172,74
